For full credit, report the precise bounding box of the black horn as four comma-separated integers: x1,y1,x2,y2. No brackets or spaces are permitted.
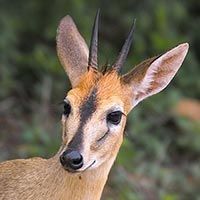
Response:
113,19,136,72
88,9,100,69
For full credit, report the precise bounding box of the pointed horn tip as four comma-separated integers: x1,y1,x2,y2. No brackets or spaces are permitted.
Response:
97,8,100,14
130,18,136,33
112,18,137,73
88,9,101,69
95,8,101,20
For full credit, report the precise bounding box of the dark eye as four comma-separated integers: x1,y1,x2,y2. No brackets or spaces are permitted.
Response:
63,101,71,117
107,111,123,125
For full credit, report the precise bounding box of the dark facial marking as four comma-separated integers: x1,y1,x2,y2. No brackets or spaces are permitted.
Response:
67,88,98,150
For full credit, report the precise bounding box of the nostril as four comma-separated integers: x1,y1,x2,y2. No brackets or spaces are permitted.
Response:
59,154,65,165
60,150,83,170
69,151,83,169
71,154,83,165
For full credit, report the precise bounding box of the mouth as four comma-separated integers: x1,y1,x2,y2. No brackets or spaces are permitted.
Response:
82,160,96,172
63,160,96,173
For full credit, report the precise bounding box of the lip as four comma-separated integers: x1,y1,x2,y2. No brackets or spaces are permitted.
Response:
82,160,96,172
63,160,96,173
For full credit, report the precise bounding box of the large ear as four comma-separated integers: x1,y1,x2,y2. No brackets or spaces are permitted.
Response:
56,15,89,87
122,43,189,107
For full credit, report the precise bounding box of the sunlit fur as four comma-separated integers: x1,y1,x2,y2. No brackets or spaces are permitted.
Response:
61,69,132,171
0,67,130,200
0,14,188,199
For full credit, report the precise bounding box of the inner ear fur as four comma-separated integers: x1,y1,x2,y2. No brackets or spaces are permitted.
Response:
122,43,189,107
57,15,89,87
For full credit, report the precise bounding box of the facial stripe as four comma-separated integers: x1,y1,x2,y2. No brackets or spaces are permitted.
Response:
67,87,98,150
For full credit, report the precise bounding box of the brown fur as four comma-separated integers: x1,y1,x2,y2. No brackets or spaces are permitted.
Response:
0,70,126,200
0,154,112,200
69,69,132,114
0,12,189,200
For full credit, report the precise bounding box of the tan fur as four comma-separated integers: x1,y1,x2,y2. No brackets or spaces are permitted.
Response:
0,69,126,200
0,12,189,200
69,70,132,113
0,154,112,200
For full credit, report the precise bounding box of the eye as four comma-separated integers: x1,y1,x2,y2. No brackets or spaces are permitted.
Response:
107,111,123,125
63,101,71,117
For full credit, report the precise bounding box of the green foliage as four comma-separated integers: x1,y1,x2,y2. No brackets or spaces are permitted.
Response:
19,123,60,158
0,0,200,199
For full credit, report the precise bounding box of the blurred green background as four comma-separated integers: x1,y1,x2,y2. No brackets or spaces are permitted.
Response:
0,0,200,199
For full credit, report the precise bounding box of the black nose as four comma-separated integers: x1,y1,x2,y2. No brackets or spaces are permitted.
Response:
60,149,83,171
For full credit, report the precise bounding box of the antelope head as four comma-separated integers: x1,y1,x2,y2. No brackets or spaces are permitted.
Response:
57,11,189,173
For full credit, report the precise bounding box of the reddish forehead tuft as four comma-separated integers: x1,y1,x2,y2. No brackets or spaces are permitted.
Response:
96,71,123,100
68,69,131,112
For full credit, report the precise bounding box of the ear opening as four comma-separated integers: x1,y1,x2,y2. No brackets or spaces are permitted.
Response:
56,15,89,87
122,43,189,107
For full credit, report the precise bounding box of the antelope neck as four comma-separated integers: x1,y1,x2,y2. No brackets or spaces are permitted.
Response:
44,154,115,200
